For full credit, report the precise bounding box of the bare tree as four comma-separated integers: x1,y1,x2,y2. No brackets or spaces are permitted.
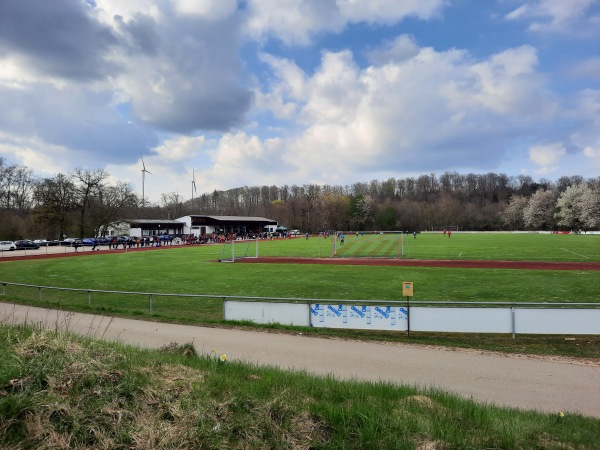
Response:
72,169,109,237
32,174,77,239
0,159,36,211
91,181,138,236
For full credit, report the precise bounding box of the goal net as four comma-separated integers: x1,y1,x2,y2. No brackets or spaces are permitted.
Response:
431,226,459,233
219,238,259,262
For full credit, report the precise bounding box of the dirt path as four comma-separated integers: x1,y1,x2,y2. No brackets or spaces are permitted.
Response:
1,303,598,419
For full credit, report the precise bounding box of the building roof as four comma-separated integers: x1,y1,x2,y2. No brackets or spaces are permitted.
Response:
184,215,276,223
127,219,184,224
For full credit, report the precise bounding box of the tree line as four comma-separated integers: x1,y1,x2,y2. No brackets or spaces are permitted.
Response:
0,157,598,240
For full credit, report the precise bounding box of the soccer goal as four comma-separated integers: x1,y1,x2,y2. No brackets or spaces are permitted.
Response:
219,238,259,262
431,226,459,233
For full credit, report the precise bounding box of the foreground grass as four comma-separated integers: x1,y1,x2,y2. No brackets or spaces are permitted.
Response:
1,323,598,449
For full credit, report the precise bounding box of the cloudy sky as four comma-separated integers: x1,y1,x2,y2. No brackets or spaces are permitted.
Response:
1,0,599,202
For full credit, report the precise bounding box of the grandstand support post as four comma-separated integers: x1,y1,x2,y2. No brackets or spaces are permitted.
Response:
256,237,259,258
406,297,410,338
232,239,235,262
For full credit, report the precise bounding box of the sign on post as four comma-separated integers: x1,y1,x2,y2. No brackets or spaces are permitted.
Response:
402,281,413,297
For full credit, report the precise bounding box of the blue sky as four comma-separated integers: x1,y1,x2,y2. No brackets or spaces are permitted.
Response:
0,0,598,203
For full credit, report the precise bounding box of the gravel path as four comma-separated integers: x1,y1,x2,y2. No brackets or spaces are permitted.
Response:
1,303,598,419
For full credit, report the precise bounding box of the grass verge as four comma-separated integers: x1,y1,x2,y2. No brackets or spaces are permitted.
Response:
1,323,598,449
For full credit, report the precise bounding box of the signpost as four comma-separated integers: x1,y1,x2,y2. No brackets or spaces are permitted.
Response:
403,281,413,337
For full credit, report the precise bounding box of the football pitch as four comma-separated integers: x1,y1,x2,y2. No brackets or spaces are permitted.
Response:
256,231,600,261
0,232,598,326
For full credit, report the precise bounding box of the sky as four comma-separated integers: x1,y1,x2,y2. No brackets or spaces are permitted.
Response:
0,0,599,203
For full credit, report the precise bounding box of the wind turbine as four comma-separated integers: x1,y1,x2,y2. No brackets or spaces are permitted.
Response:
191,169,197,201
141,156,152,207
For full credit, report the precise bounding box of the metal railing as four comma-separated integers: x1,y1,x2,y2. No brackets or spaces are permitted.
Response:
2,280,598,313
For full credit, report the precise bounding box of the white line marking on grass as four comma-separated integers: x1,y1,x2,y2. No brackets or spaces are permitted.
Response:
458,253,463,257
560,248,589,258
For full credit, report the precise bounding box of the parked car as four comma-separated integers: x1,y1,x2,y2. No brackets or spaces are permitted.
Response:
33,239,49,245
14,240,40,250
290,229,301,236
82,238,97,246
0,241,16,251
61,238,82,246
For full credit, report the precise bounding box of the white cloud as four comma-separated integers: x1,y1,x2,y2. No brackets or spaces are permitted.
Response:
242,42,561,185
367,34,420,65
244,0,446,45
0,132,71,177
337,0,446,23
153,135,206,162
528,142,566,173
245,0,346,45
569,57,600,81
171,0,237,19
193,132,289,191
505,0,597,32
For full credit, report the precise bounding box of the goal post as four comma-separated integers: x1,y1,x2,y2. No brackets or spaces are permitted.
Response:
431,226,459,233
219,238,259,262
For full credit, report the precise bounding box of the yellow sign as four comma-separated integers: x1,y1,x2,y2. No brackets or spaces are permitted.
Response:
402,281,414,297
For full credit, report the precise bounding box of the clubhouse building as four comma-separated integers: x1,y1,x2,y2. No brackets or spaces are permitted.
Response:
106,215,277,238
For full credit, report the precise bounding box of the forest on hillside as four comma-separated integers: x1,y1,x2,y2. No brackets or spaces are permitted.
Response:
1,157,598,240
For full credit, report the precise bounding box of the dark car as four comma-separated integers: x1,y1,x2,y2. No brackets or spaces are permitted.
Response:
14,239,40,250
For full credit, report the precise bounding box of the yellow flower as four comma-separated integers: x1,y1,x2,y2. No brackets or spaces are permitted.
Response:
219,354,227,363
557,411,565,418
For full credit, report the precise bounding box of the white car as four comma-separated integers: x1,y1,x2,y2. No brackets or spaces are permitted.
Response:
0,241,16,251
290,229,301,236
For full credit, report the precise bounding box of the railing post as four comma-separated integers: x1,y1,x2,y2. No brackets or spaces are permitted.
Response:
406,298,411,338
149,294,153,313
511,304,516,339
38,287,42,302
88,289,91,306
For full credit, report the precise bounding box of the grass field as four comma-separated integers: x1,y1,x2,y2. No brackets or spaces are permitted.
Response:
255,231,600,261
0,233,598,358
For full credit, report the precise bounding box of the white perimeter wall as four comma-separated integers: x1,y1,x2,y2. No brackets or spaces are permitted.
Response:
224,301,600,335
